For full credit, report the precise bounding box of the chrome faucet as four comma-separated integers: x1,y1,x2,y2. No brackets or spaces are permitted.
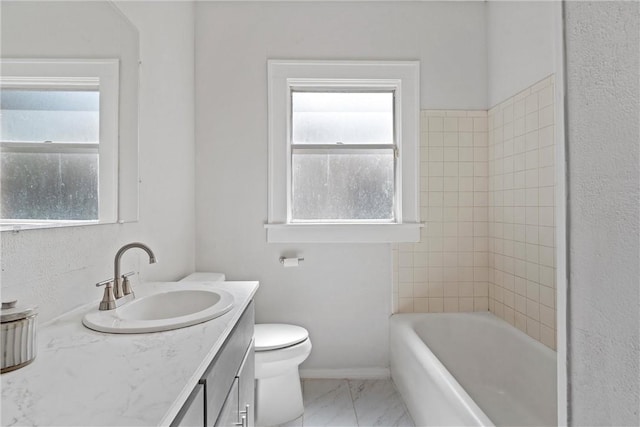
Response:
113,242,158,299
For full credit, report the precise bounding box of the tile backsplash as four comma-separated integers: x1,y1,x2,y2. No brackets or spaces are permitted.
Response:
392,76,557,350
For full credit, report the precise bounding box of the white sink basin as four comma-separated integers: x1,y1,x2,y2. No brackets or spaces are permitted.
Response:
82,284,234,334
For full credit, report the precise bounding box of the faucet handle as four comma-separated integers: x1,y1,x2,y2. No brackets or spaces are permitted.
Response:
96,278,114,287
96,279,116,311
122,271,136,296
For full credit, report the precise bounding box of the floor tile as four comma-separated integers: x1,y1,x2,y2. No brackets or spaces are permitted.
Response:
349,380,414,427
272,379,413,427
349,380,413,427
276,415,303,427
302,379,358,426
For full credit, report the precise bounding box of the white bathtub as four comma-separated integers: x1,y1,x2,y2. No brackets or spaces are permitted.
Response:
390,312,556,427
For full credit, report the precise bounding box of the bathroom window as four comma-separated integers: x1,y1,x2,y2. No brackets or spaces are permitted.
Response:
291,91,396,222
0,59,119,230
266,60,421,242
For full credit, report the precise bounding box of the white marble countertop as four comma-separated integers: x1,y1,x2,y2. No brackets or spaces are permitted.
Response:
1,280,259,426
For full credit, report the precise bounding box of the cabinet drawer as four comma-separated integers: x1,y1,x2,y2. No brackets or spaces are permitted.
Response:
205,302,254,426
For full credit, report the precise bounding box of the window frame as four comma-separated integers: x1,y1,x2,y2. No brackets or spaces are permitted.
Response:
266,60,422,243
289,87,398,224
0,58,119,230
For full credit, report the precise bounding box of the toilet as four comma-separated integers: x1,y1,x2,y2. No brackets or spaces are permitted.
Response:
179,272,312,426
254,323,312,426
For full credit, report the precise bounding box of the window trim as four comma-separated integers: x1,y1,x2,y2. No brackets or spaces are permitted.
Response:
0,58,119,230
266,60,422,243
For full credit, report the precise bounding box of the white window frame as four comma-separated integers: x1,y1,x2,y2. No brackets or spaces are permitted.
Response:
266,60,422,243
0,59,119,230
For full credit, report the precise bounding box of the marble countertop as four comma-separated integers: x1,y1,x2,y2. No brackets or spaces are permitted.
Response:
1,280,259,426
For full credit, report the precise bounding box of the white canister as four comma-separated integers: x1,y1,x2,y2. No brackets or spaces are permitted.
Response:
1,300,37,373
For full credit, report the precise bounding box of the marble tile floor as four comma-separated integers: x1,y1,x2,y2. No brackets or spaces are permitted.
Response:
275,379,415,427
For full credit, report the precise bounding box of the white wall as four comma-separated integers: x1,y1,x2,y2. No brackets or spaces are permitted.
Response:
194,1,487,373
486,1,557,107
565,2,640,425
0,1,196,323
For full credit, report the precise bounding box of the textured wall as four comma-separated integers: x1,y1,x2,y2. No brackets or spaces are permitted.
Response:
1,2,197,323
565,2,640,425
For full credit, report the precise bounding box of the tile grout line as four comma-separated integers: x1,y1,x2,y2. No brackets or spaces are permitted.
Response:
345,379,360,427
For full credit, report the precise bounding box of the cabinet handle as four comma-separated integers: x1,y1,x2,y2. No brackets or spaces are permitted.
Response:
240,403,250,426
239,404,250,416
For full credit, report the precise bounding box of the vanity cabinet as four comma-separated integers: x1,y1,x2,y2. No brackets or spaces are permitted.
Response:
174,381,206,427
236,342,255,427
216,377,239,427
172,302,254,427
216,338,255,427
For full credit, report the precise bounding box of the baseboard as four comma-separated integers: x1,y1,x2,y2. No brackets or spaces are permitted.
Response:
299,368,390,380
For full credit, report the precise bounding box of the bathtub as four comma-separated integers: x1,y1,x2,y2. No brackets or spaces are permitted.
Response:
390,312,556,426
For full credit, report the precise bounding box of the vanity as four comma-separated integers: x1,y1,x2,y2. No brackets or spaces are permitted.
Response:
0,280,258,426
173,300,254,427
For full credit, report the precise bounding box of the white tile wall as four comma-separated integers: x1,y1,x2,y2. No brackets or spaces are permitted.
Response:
393,110,489,314
487,75,557,350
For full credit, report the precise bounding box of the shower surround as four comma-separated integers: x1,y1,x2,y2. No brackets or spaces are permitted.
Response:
393,110,490,314
393,76,557,350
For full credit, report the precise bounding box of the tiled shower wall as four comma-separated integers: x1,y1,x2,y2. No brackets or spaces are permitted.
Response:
487,76,556,349
392,110,490,314
391,77,556,350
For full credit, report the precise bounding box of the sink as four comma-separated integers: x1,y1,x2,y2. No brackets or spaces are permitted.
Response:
82,284,234,334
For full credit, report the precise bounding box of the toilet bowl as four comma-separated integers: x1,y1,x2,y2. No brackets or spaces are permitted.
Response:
254,324,312,426
179,273,311,426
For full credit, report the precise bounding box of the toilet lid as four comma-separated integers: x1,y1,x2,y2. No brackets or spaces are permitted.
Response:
254,324,309,351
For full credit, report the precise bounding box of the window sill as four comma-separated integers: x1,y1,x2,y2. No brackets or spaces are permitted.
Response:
265,223,422,243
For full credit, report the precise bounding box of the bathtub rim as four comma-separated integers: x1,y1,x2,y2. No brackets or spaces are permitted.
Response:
390,311,558,427
390,312,495,427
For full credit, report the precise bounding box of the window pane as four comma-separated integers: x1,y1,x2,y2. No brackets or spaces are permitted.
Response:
292,151,395,221
1,89,99,143
292,92,393,144
1,152,98,220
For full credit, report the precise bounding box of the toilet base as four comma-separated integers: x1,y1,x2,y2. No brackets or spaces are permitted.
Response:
255,368,304,426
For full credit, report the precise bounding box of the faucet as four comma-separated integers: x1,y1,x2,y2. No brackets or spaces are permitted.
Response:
113,242,158,299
